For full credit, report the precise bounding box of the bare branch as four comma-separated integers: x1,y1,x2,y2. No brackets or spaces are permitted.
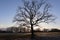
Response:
13,0,56,34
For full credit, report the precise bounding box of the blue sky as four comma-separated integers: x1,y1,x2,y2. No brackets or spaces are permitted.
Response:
0,0,60,29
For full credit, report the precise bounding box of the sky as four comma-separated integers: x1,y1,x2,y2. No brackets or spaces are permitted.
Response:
0,0,60,29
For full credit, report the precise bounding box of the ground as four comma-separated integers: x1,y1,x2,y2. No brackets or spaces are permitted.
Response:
0,32,60,40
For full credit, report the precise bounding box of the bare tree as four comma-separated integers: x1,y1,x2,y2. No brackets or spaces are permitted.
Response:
13,0,55,38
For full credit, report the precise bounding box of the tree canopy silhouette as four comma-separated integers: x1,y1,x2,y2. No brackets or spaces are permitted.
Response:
13,0,55,39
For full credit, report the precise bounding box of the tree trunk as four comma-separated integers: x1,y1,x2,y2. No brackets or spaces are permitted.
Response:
31,24,34,40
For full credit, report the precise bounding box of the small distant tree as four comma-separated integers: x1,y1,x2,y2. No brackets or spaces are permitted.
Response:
13,0,55,39
43,28,49,32
34,28,41,32
18,24,27,32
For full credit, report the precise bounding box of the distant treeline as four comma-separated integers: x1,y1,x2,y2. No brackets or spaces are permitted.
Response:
0,27,60,33
49,29,60,32
0,30,13,33
34,29,60,32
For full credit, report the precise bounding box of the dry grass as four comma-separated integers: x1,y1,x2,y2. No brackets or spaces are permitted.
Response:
0,32,60,40
34,32,60,37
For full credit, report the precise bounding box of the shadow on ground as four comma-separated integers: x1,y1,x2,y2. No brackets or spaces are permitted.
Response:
0,36,60,40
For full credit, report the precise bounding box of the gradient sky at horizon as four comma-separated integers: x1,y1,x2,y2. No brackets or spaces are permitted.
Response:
0,0,60,29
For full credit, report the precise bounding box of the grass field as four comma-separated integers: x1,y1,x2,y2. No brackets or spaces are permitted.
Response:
0,32,60,40
35,32,60,37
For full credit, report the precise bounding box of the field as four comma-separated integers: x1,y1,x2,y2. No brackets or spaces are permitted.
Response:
0,32,60,40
